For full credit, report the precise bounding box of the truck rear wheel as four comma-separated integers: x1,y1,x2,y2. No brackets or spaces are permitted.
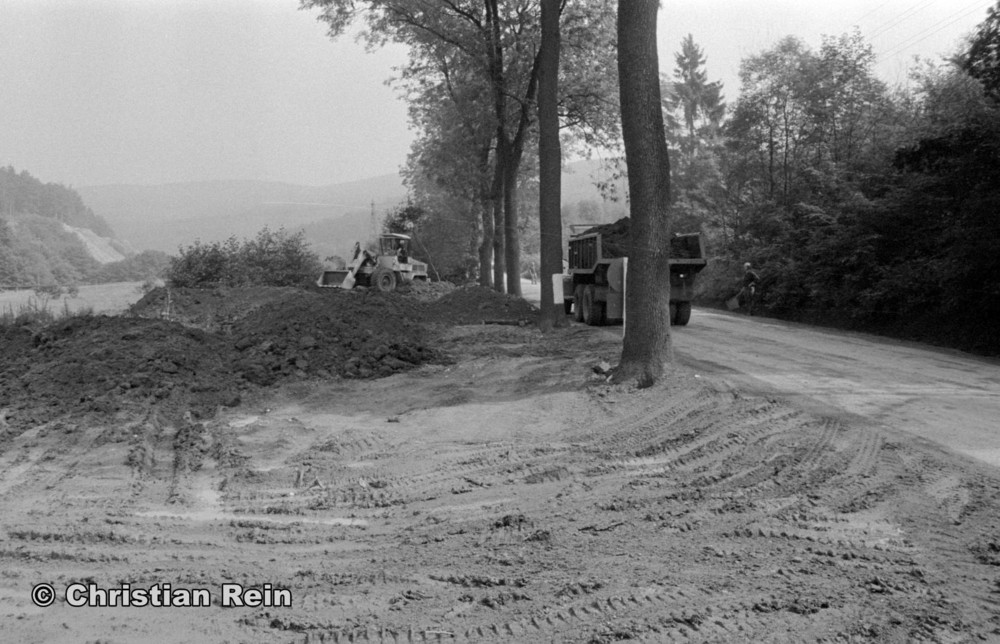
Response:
582,285,605,326
675,301,692,326
564,299,573,315
372,267,397,292
573,284,585,322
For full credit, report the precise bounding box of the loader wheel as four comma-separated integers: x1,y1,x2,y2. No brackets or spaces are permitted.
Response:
582,285,605,326
669,303,678,325
573,284,585,322
675,302,692,326
372,267,397,292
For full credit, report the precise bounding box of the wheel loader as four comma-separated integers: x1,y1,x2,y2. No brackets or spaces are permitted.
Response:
316,233,429,292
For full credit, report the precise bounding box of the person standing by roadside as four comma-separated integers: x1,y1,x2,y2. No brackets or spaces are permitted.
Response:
742,262,760,315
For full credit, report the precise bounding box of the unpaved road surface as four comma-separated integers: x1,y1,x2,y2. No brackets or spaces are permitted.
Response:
523,281,1000,468
673,309,1000,468
3,286,1000,643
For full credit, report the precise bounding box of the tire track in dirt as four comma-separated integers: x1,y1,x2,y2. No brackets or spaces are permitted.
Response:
222,370,1000,643
7,316,1000,642
264,581,858,643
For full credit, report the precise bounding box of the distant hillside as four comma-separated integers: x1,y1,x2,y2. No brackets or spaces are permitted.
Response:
301,210,382,264
0,166,114,236
76,161,628,259
0,167,149,287
78,175,407,253
62,223,129,263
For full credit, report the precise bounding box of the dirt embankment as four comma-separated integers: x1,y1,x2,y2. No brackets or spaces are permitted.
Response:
2,286,1000,643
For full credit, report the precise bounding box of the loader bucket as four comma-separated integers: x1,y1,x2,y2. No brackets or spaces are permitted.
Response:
317,269,353,288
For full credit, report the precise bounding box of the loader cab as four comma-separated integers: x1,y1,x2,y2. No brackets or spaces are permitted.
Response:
379,234,411,259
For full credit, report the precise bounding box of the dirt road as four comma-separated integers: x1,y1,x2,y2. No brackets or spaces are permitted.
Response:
674,309,1000,468
523,281,1000,469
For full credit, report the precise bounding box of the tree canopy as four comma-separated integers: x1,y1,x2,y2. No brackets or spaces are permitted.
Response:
298,1,1000,358
302,0,618,296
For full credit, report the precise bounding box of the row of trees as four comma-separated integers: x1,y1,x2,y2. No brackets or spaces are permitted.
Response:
304,0,683,382
303,1,1000,383
303,0,621,301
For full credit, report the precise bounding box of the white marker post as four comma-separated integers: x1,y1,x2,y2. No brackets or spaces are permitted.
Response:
551,273,563,308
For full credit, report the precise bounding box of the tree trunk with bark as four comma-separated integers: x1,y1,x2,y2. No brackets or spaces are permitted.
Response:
491,152,506,292
537,0,565,330
613,0,674,387
502,158,522,298
479,201,493,288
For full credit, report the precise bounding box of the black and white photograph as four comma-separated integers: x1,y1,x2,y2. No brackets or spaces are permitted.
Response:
2,0,999,641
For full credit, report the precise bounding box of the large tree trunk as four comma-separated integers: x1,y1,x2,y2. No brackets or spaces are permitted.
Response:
491,153,506,292
487,0,507,294
477,142,496,288
502,155,522,298
537,0,564,330
613,0,673,387
478,200,493,288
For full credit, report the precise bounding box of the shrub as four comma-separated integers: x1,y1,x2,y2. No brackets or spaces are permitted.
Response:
166,228,322,288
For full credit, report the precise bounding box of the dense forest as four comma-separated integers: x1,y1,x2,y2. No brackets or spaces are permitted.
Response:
680,20,1000,355
0,167,168,288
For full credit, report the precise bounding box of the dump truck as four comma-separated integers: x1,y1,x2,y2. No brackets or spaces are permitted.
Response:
563,219,706,326
317,233,428,292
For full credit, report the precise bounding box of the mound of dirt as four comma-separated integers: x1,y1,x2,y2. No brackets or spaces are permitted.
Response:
0,315,241,431
424,285,538,325
0,288,444,434
403,279,456,302
130,285,301,329
0,284,541,435
227,289,439,384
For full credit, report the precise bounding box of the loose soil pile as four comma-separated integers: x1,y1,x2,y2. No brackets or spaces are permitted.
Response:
0,316,238,431
579,217,703,259
0,285,537,435
404,279,456,302
227,289,435,384
423,285,538,325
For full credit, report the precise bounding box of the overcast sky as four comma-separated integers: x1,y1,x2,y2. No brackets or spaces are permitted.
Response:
0,0,991,188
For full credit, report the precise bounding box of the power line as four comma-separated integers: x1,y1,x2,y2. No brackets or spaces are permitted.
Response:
881,0,988,57
868,0,939,39
262,201,362,208
849,0,893,27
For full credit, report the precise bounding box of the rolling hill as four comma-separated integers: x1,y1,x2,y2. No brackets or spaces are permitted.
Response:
78,175,407,254
77,160,628,258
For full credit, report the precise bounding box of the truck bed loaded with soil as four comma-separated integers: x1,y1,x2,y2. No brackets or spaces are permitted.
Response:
563,217,707,326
